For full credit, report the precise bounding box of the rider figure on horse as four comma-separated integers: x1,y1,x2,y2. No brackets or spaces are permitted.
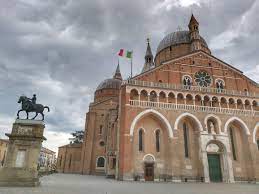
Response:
29,94,37,109
17,94,50,120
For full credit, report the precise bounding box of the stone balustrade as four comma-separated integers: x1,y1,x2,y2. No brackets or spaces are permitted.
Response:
123,80,259,98
129,100,259,117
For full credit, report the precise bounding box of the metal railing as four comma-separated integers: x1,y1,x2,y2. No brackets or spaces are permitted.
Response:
123,80,259,98
129,100,259,117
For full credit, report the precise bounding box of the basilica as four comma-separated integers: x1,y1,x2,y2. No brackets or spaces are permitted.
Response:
57,15,259,183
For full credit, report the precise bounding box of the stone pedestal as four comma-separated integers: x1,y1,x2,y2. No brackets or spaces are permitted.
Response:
0,119,46,187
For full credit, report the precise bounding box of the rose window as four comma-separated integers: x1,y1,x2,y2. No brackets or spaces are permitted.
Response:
194,71,212,87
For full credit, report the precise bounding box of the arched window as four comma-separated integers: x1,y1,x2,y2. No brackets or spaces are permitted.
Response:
216,79,224,92
139,129,144,151
183,123,189,158
130,89,139,100
96,157,105,168
59,155,62,166
155,130,160,152
183,75,192,89
99,125,103,135
229,127,237,160
150,91,157,102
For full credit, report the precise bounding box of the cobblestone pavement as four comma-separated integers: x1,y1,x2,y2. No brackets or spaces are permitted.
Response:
0,174,258,194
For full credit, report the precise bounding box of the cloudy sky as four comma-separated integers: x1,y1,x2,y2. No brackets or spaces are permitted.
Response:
0,0,259,153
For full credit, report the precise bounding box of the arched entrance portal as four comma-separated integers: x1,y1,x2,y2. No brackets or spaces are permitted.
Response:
203,140,234,183
143,154,155,181
206,143,223,182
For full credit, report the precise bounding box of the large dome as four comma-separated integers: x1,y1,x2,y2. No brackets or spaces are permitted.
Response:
156,31,209,54
96,78,122,91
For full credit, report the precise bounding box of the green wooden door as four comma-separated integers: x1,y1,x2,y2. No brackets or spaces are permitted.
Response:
207,154,222,182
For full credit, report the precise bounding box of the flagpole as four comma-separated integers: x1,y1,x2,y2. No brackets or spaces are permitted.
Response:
131,58,132,78
130,51,133,78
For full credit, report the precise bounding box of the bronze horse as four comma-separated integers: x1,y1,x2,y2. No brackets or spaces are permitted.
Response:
17,95,50,120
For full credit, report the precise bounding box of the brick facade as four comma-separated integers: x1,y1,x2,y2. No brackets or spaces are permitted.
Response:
58,15,259,183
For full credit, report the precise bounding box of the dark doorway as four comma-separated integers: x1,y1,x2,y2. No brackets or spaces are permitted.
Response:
144,163,154,181
208,154,222,182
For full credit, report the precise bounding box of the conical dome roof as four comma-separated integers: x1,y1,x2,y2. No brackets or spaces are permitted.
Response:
156,31,209,54
96,64,122,91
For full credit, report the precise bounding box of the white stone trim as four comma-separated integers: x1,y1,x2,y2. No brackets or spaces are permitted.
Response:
215,78,225,85
143,154,155,162
174,112,203,131
130,109,173,138
138,127,146,133
224,116,250,135
253,122,259,144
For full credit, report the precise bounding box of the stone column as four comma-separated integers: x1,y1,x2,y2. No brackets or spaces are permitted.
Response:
201,150,210,183
199,134,210,183
225,151,234,183
0,119,46,187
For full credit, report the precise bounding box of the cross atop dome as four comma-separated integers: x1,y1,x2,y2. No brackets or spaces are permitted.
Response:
145,38,153,57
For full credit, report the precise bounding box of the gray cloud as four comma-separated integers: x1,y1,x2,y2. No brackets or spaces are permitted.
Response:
0,0,258,151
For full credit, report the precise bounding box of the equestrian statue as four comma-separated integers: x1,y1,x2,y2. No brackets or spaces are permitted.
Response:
17,94,50,121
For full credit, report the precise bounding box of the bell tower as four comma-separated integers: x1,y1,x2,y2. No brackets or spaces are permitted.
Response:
189,14,201,52
142,38,154,72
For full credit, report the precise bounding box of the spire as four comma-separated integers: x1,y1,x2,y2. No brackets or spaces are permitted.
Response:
145,38,153,57
142,38,154,72
188,14,199,29
113,61,122,80
188,14,201,52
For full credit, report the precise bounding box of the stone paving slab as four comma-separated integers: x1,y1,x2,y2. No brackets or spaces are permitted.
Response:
0,173,258,194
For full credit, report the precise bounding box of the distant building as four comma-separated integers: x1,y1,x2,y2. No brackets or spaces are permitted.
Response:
0,139,8,167
57,143,82,173
38,147,56,171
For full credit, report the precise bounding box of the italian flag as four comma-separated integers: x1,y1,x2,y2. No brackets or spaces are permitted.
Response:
118,49,133,59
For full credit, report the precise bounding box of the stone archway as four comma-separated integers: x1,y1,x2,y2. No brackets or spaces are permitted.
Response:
130,109,173,139
224,117,250,135
174,112,203,131
199,138,234,183
253,122,259,144
143,154,155,181
204,114,222,134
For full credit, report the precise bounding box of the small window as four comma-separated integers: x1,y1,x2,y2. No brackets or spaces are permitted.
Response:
139,129,144,151
183,76,192,89
99,125,103,135
229,127,237,160
156,130,160,152
59,155,62,166
216,79,224,91
257,140,259,150
97,157,105,168
99,141,105,147
183,123,189,158
69,154,72,169
112,158,116,169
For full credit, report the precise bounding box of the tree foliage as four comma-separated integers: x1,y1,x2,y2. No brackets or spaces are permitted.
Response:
70,130,84,144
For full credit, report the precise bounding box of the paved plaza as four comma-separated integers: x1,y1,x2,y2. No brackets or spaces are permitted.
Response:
0,174,258,194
